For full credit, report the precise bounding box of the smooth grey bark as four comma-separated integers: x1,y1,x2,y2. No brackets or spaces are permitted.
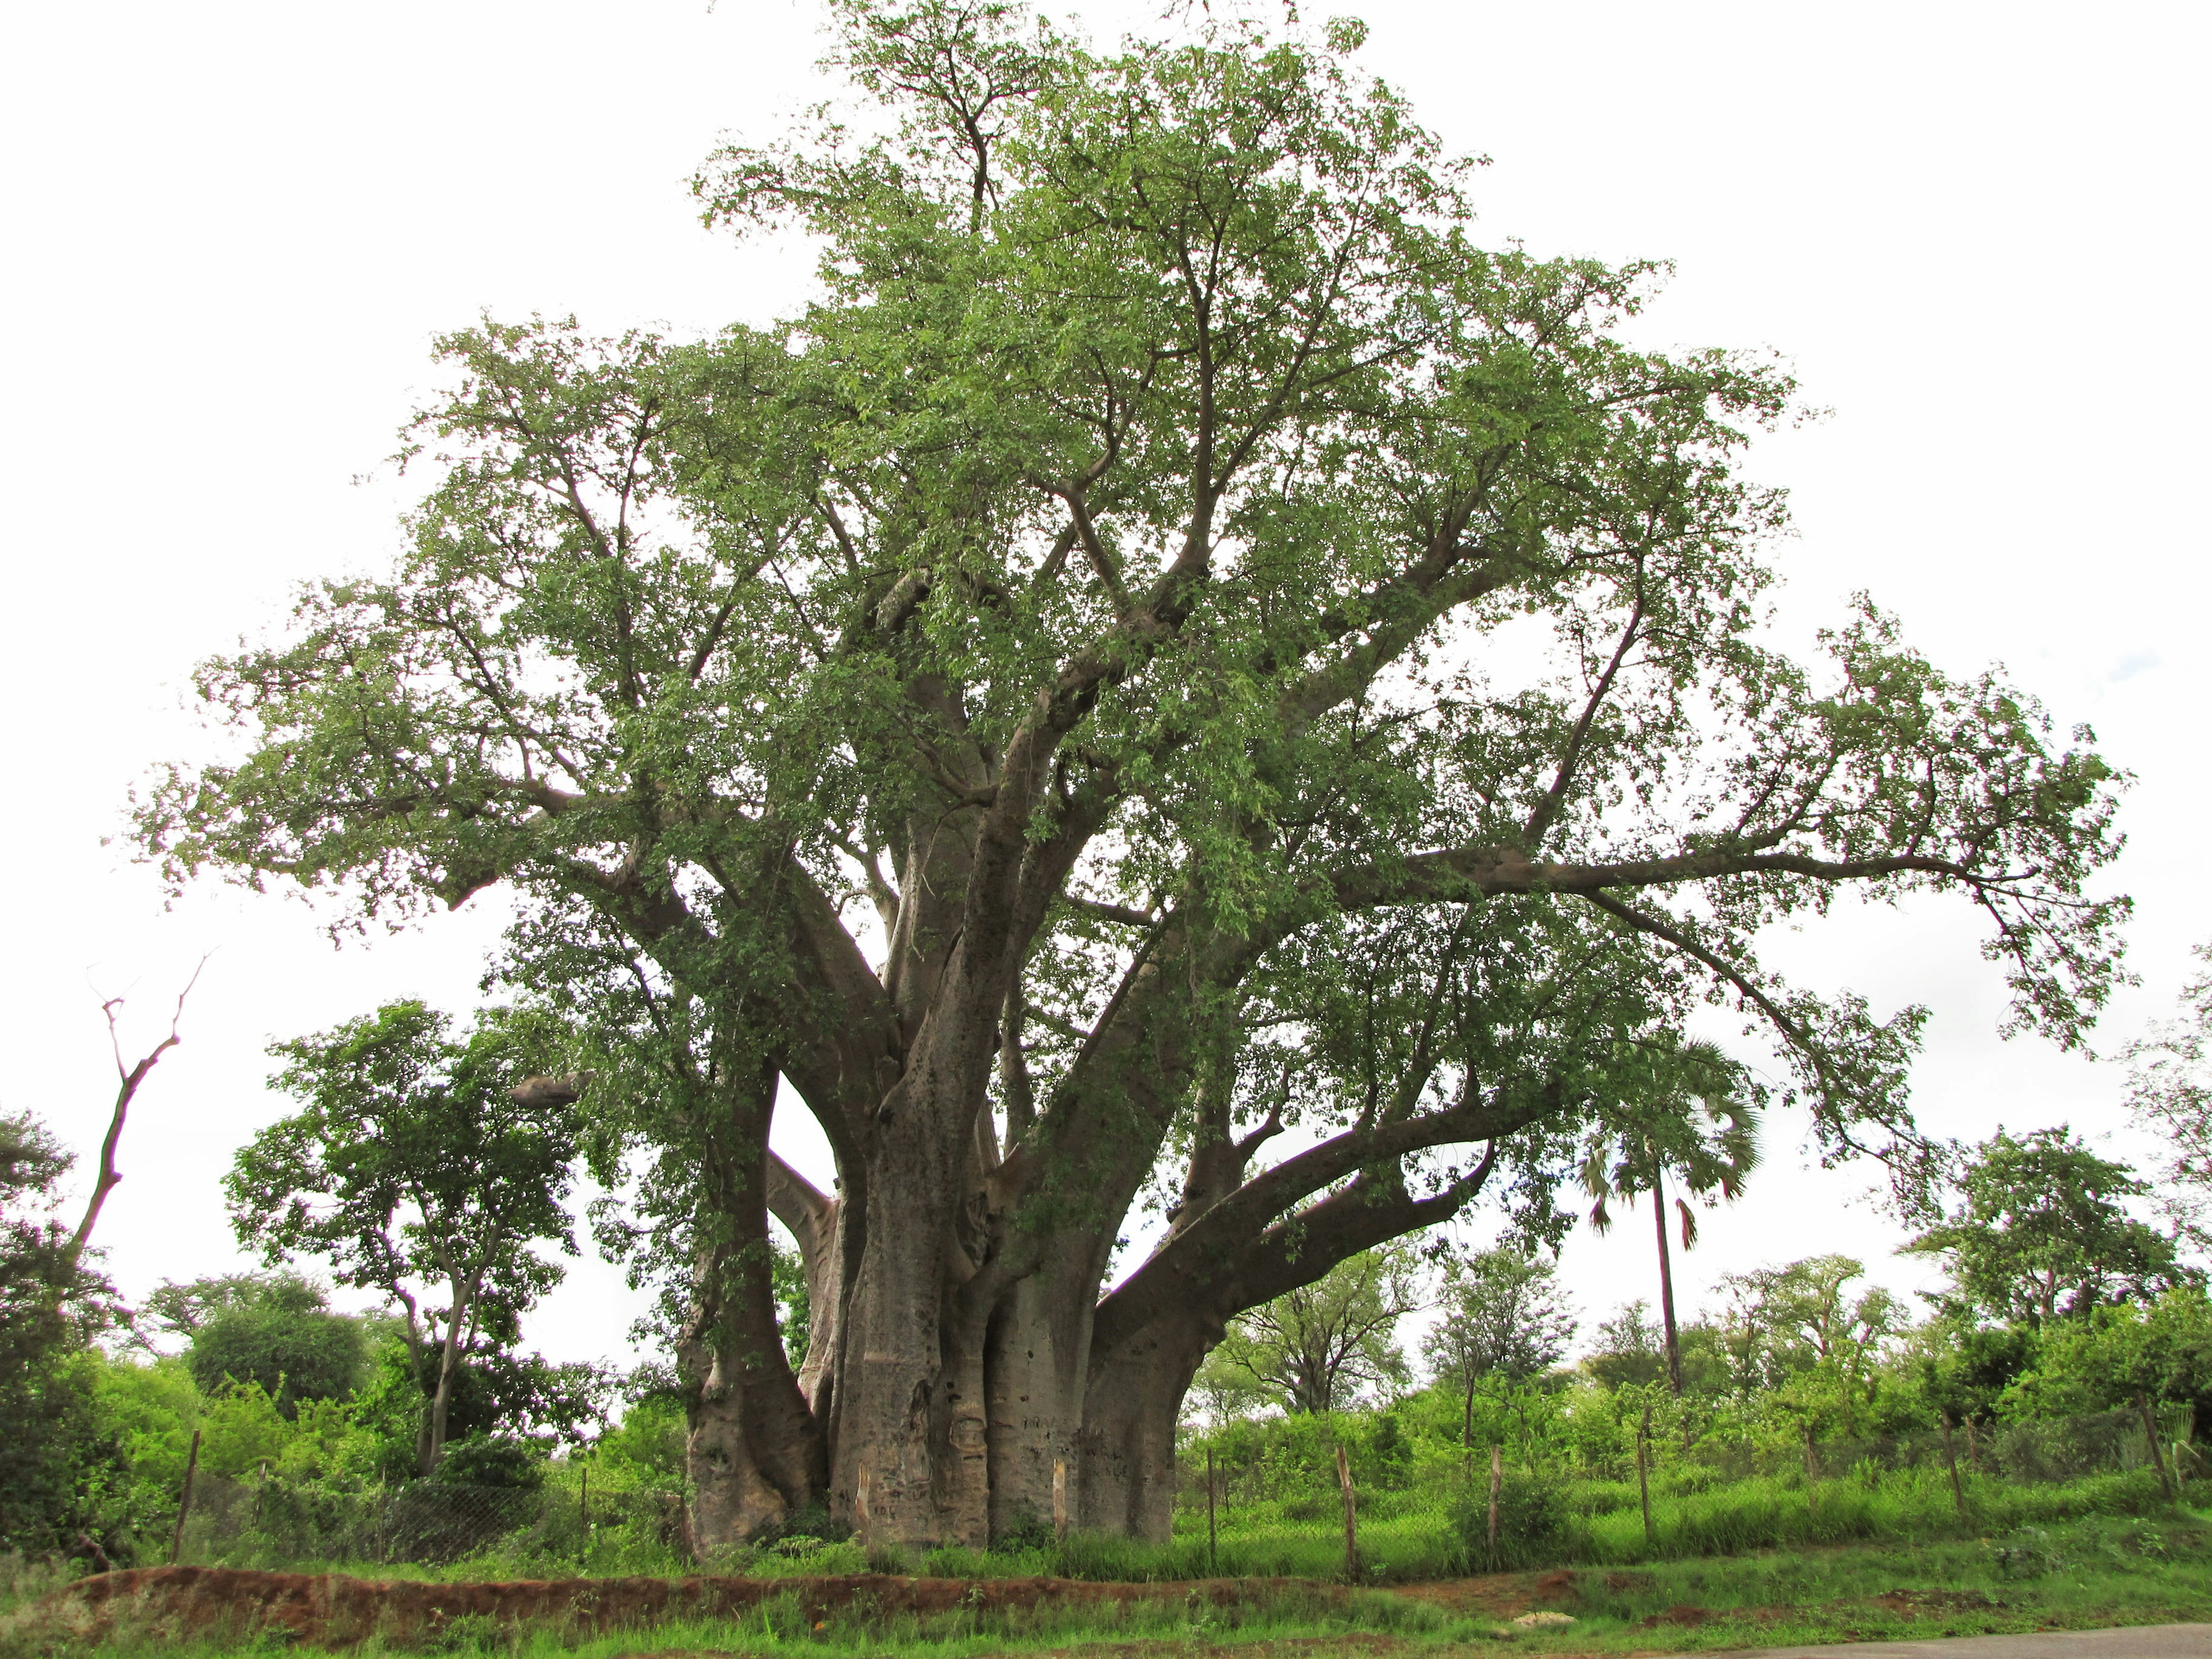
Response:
681,1060,826,1554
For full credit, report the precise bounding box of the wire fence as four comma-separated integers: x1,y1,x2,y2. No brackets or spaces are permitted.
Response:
1170,1405,2206,1581
172,1473,688,1570
157,1406,2200,1580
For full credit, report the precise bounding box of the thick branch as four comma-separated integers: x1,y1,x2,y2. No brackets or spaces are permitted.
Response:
69,961,204,1268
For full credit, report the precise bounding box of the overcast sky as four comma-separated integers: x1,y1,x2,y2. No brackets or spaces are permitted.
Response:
2,1,2205,1374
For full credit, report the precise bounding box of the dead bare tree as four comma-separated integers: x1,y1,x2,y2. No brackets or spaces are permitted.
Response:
66,958,206,1270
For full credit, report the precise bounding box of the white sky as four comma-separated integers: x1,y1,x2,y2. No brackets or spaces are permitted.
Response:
2,1,2206,1374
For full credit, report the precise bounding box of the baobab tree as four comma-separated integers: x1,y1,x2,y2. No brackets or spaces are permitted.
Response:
138,1,2125,1548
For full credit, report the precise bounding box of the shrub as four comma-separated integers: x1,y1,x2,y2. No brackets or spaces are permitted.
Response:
1448,1469,1577,1570
432,1435,547,1490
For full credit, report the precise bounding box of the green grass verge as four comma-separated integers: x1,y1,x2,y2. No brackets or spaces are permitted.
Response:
7,1508,2211,1656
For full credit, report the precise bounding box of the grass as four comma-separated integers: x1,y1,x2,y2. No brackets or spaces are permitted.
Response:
7,1507,2212,1656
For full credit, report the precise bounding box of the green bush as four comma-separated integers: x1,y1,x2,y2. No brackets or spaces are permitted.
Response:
184,1289,370,1413
433,1435,547,1490
1448,1469,1577,1570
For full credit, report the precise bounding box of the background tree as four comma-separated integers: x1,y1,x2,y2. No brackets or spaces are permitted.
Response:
1202,1245,1422,1414
146,1271,371,1415
0,1112,122,1558
139,0,2128,1546
227,1000,584,1473
1422,1244,1576,1448
1584,1302,1666,1393
1906,1128,2191,1328
1577,1038,1758,1395
1717,1254,1902,1432
2127,945,2212,1249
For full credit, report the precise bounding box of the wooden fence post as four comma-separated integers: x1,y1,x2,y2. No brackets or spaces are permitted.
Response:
2138,1392,2177,1503
1335,1444,1357,1582
1052,1457,1069,1542
1206,1448,1218,1573
1938,1411,1967,1518
169,1427,202,1565
1637,1403,1654,1550
1486,1445,1502,1571
580,1466,591,1563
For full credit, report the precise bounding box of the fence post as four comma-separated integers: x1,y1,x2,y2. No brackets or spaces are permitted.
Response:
1801,1427,1818,1518
1938,1412,1967,1518
1052,1457,1068,1542
2137,1391,2177,1503
1206,1448,1218,1573
856,1462,873,1552
1636,1403,1654,1550
169,1427,203,1565
1335,1444,1357,1582
579,1467,590,1565
1486,1445,1502,1571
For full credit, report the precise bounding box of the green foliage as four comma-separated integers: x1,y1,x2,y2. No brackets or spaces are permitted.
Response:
1715,1253,1906,1432
1448,1467,1571,1569
590,1393,687,1486
1575,1038,1761,1234
0,1111,130,1560
147,1271,372,1414
1426,1245,1575,1395
770,1236,810,1372
431,1435,547,1490
1908,1127,2193,1326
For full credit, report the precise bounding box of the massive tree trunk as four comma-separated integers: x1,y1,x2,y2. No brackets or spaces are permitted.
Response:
1076,1305,1214,1540
680,1057,826,1550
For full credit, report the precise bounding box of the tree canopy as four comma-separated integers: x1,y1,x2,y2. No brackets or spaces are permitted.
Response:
1906,1128,2191,1328
136,0,2128,1547
147,1271,372,1415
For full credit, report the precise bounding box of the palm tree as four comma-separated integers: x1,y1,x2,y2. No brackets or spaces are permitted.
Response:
1580,1036,1761,1395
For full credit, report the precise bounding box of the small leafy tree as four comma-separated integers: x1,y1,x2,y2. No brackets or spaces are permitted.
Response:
228,1001,584,1473
1204,1245,1422,1414
1906,1128,2191,1327
1422,1244,1575,1448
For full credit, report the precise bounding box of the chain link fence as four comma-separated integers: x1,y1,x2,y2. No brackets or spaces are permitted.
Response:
172,1474,688,1570
1172,1405,2204,1581
152,1406,2198,1581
